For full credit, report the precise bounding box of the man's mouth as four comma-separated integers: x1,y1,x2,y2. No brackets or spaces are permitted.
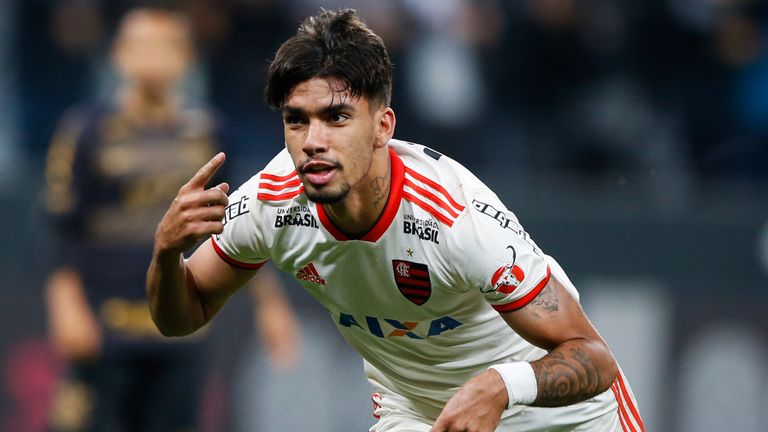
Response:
300,160,339,186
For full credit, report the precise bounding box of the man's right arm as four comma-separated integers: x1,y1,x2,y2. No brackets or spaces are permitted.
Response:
147,153,257,336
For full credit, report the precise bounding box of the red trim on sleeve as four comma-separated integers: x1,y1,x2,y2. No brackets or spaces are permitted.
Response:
210,238,267,270
316,148,404,242
491,265,551,312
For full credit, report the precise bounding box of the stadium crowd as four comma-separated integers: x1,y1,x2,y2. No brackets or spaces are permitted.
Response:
12,0,768,188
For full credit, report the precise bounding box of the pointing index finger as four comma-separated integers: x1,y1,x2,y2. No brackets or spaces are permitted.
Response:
188,152,226,189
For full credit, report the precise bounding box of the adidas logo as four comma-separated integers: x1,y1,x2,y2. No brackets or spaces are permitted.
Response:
296,263,326,285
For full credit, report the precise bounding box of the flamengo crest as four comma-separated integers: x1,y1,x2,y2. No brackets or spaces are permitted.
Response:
392,260,431,305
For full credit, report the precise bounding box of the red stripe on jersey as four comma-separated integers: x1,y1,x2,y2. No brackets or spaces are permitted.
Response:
258,178,302,191
394,277,431,288
405,167,465,212
371,393,382,419
317,148,404,242
617,371,645,431
307,263,320,277
403,191,454,227
210,238,267,270
407,268,429,278
261,171,298,182
257,188,304,201
491,266,551,312
404,179,460,218
611,384,632,432
398,287,431,297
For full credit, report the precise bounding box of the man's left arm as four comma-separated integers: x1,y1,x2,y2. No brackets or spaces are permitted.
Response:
432,273,617,431
502,274,617,406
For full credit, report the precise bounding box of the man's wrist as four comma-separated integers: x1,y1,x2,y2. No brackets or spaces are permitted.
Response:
153,242,184,261
488,362,538,407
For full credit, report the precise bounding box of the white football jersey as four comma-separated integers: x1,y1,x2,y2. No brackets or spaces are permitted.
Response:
213,139,625,424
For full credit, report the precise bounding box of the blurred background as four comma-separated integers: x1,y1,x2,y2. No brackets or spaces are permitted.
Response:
1,0,768,431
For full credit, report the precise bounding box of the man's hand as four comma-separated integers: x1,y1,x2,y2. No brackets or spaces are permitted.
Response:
431,369,508,432
155,152,230,255
46,268,102,362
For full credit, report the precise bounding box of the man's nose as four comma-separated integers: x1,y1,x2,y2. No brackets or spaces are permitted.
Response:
303,121,328,155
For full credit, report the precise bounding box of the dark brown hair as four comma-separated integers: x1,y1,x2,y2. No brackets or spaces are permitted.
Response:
265,9,393,109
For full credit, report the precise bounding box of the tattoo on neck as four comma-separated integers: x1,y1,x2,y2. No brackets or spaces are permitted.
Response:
372,176,387,210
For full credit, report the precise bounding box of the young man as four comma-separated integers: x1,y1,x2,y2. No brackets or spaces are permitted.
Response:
148,9,643,431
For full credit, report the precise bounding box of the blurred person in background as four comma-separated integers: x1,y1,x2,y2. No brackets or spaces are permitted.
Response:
42,8,298,431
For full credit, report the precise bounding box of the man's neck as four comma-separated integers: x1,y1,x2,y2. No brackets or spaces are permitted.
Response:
118,84,176,125
322,148,391,238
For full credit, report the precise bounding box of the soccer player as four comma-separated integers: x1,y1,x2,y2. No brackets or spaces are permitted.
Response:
44,8,298,431
147,9,643,431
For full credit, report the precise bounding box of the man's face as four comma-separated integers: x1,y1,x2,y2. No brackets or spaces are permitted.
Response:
283,78,383,204
113,14,192,91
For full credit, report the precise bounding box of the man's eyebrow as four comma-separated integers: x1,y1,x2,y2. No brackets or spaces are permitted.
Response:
320,103,355,115
282,103,356,116
282,106,305,116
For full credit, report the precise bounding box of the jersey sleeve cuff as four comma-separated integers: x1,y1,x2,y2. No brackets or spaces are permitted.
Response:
210,237,267,270
491,265,551,313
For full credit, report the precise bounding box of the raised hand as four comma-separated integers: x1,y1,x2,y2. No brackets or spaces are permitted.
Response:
154,152,230,255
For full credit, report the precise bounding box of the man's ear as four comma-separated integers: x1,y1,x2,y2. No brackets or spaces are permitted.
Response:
374,107,396,148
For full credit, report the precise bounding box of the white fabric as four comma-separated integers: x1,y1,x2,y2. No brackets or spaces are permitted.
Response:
511,389,628,431
369,387,628,432
214,139,632,427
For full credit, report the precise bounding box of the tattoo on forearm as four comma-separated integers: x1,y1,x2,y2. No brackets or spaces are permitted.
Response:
531,342,608,407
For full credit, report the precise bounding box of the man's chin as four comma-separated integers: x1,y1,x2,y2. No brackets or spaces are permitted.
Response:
304,185,349,204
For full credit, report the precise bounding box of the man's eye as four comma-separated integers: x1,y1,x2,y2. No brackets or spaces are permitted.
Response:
285,116,304,125
331,113,349,123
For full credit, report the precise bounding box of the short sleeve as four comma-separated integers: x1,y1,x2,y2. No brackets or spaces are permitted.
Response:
448,182,550,312
210,175,269,269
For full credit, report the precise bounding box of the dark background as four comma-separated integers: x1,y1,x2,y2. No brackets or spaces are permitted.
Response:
1,1,767,431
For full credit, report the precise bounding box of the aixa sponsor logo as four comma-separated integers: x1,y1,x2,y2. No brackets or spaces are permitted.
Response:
403,214,439,244
275,205,319,228
337,312,462,339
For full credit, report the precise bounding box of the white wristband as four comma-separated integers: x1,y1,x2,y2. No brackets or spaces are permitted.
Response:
488,362,538,406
